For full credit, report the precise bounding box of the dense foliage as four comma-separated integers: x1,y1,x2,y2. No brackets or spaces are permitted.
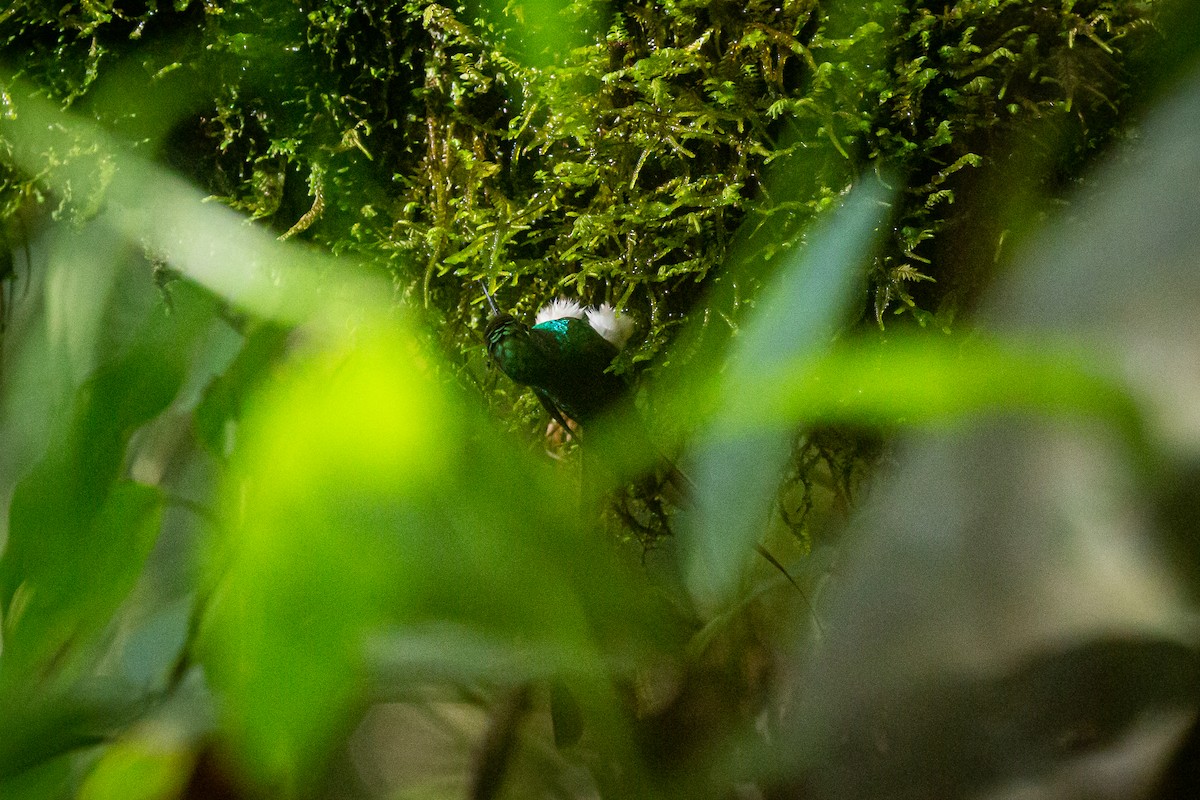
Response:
5,0,1156,548
3,1,1198,799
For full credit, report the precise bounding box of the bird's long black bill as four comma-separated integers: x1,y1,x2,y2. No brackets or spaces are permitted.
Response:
479,280,500,315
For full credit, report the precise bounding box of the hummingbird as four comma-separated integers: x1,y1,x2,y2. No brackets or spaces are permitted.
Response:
483,295,635,438
480,287,815,617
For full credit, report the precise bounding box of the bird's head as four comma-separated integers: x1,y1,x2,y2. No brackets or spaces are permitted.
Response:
484,313,528,359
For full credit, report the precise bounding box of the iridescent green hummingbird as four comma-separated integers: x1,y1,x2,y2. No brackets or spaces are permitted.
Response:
483,293,635,436
480,285,813,613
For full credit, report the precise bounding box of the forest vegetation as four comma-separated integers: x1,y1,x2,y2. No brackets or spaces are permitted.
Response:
2,1,1200,798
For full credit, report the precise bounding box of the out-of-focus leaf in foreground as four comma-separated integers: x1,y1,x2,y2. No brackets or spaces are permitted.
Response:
0,75,384,329
198,320,647,787
779,61,1200,800
737,335,1142,441
198,324,447,783
77,735,193,800
0,278,212,692
681,179,890,610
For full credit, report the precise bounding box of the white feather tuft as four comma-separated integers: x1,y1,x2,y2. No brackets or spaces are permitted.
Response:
586,303,635,349
535,297,585,324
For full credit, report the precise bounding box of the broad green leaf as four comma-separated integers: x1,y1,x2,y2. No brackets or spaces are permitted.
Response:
2,480,163,686
78,738,192,800
0,684,147,787
0,756,72,800
0,76,389,329
199,319,656,788
738,335,1142,438
199,323,449,786
0,280,209,691
681,178,891,610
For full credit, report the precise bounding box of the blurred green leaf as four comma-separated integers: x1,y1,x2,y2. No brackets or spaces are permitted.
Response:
681,177,891,609
198,323,444,785
3,479,163,681
197,320,641,786
1,280,210,691
741,335,1142,437
485,0,586,71
0,683,148,787
0,757,72,800
0,75,389,328
193,322,291,462
78,736,192,800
